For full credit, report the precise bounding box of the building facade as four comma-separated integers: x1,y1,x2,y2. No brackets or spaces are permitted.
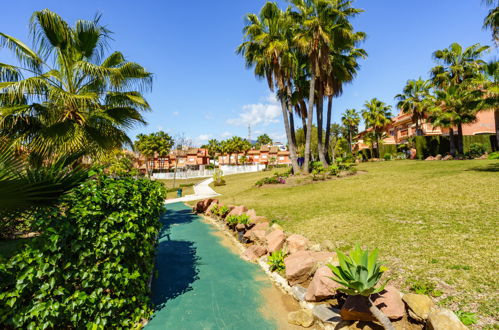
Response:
217,145,291,166
135,148,211,173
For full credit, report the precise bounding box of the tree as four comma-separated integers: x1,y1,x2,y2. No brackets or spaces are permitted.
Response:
0,10,152,163
341,108,360,152
475,60,499,148
430,42,490,153
205,139,221,162
483,0,499,43
327,123,347,163
226,136,251,165
255,134,273,148
94,149,137,177
361,98,392,158
237,2,300,173
395,78,432,136
134,131,174,177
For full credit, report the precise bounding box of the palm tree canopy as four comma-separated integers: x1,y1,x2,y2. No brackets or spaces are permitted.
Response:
0,9,152,161
361,98,392,132
341,108,360,129
395,78,433,121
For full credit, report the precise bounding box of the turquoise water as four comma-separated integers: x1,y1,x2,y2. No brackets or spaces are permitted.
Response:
146,202,276,330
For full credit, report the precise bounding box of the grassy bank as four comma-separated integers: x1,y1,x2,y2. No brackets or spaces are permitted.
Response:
158,177,206,199
212,160,499,327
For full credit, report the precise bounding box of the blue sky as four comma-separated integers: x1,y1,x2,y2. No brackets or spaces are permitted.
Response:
1,1,497,146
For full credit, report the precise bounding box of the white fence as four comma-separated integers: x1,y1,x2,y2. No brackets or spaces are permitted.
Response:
152,164,266,180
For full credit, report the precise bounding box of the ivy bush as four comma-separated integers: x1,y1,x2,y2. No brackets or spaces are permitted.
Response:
0,173,166,329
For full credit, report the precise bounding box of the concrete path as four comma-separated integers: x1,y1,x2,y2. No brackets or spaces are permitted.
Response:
164,178,220,205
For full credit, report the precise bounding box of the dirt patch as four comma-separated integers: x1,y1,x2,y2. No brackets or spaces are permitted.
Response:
207,223,242,256
259,278,321,329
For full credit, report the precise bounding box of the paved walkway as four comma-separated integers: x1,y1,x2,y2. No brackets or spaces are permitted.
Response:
164,178,220,205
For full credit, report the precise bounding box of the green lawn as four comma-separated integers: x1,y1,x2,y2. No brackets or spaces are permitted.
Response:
158,177,206,199
212,160,499,327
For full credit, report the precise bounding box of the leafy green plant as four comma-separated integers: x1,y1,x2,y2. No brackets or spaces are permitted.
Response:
238,214,250,225
487,151,499,160
466,142,486,158
226,215,239,227
383,153,392,161
218,205,230,218
0,173,166,328
328,164,340,176
213,168,226,186
267,250,285,272
328,244,393,330
209,203,219,216
407,278,443,297
455,310,478,326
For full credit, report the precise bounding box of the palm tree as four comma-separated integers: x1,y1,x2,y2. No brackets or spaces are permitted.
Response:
475,60,499,148
0,10,152,162
206,139,221,163
483,0,499,43
237,3,300,173
341,108,360,152
291,0,362,170
361,98,392,158
395,78,433,136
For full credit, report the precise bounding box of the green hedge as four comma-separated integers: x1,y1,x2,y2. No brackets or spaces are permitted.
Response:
379,144,397,157
0,174,166,328
415,135,495,159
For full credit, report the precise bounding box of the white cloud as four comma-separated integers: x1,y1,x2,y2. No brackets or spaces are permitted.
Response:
269,132,287,143
221,131,232,138
227,94,281,126
172,111,179,116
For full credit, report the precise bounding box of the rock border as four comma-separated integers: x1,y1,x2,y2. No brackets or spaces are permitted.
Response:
193,199,469,330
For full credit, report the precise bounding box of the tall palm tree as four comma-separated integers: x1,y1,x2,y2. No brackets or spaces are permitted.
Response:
237,3,300,173
291,0,362,170
341,108,360,152
361,98,392,158
474,60,499,148
206,139,220,163
0,10,152,162
483,0,499,43
395,78,432,136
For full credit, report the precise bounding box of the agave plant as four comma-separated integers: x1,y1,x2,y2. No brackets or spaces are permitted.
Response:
328,244,394,330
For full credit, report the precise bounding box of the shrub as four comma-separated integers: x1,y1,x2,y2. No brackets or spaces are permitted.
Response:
406,278,442,297
383,153,392,161
466,143,487,158
226,215,239,227
488,151,499,160
255,175,285,187
394,152,407,160
0,173,166,328
328,164,340,176
238,214,250,225
218,205,230,218
267,250,285,272
213,168,226,186
209,203,219,216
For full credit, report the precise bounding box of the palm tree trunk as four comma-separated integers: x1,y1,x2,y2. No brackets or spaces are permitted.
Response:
280,97,301,174
457,123,464,155
145,157,150,178
304,74,316,173
449,128,456,156
324,95,333,161
494,110,499,151
349,129,353,153
367,296,395,330
316,91,328,167
289,111,297,149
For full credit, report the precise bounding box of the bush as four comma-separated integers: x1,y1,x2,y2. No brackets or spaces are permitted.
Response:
255,174,286,187
328,164,340,176
238,214,250,225
455,311,478,326
0,173,166,328
466,143,486,158
488,151,499,160
267,250,285,272
213,168,226,186
209,203,219,216
226,215,239,227
218,205,230,218
383,153,392,161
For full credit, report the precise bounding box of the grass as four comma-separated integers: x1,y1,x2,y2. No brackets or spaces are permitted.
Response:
158,177,207,199
212,160,499,327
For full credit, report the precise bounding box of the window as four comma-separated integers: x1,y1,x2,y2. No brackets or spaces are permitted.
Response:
262,155,267,158
255,155,259,159
189,157,194,162
279,156,284,160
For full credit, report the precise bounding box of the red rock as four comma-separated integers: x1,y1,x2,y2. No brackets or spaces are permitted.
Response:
241,245,267,262
243,222,269,241
284,251,316,286
305,265,341,301
195,198,217,213
286,234,309,254
266,229,286,253
341,286,405,321
311,251,336,265
227,205,248,217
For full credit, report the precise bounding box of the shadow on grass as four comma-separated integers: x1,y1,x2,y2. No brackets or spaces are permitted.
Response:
466,162,499,172
151,206,200,311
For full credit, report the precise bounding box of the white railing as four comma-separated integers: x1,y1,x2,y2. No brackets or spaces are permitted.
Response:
152,164,267,180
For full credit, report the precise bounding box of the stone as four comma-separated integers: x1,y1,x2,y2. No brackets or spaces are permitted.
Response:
335,320,383,330
252,230,268,244
287,309,314,328
427,308,468,330
235,223,246,231
284,251,317,285
227,205,248,217
290,285,307,301
241,245,267,262
311,304,341,324
321,239,335,251
195,198,217,213
311,251,337,266
341,286,405,321
442,154,453,161
402,293,435,322
425,156,435,161
243,222,269,241
435,154,442,160
309,243,322,252
305,265,341,302
266,229,286,253
286,234,310,254
271,223,284,231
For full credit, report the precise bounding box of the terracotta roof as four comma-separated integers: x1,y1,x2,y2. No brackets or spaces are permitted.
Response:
269,146,279,153
277,150,290,155
247,149,260,154
260,146,269,151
